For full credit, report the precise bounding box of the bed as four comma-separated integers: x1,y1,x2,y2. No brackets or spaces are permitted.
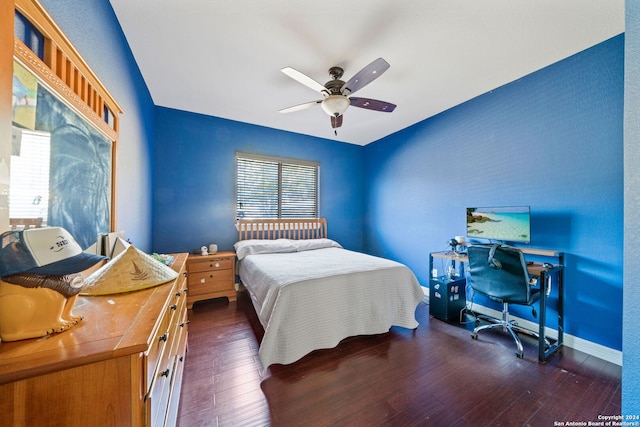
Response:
235,218,424,370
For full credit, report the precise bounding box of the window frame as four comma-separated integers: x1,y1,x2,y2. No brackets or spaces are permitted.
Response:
235,152,320,219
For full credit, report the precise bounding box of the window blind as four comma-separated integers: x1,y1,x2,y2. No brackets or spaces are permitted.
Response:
236,153,319,219
10,128,50,221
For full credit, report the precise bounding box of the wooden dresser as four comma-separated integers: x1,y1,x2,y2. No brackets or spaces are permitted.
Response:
186,251,236,308
0,253,189,427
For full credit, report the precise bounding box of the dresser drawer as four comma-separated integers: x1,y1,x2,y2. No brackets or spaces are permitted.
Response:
146,274,186,391
148,363,172,427
146,264,188,426
167,290,188,357
146,306,172,388
165,350,187,427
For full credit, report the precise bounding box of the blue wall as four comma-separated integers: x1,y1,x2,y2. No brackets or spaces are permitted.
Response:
364,36,624,351
152,108,364,254
623,1,640,416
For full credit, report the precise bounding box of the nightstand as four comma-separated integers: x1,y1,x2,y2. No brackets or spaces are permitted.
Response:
186,251,236,308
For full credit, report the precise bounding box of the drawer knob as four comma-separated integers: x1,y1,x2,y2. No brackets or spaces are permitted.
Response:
180,320,190,328
160,369,170,378
200,278,205,283
215,262,220,268
176,291,182,297
159,333,169,342
170,304,178,311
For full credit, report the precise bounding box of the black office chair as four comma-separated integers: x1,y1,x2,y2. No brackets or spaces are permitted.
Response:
467,244,543,358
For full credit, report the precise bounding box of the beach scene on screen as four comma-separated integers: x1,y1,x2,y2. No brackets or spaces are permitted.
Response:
466,207,530,242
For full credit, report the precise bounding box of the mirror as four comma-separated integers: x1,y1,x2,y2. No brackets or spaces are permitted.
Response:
11,61,112,248
5,0,121,249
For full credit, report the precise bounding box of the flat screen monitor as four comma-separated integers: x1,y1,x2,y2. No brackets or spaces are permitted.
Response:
466,206,531,244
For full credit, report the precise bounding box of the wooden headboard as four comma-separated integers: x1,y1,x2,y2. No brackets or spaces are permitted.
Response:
237,218,327,241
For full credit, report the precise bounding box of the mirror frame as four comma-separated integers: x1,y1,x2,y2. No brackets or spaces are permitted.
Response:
1,0,122,234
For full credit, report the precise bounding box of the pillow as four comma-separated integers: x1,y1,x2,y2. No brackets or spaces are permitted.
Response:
234,239,297,260
291,238,342,252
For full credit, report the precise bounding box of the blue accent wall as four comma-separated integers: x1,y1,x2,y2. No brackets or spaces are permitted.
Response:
623,0,640,416
364,36,624,351
152,108,364,254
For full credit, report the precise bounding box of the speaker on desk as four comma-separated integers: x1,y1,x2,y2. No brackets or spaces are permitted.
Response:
429,276,466,323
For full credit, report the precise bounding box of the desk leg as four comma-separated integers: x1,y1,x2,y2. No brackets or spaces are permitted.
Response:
556,270,564,353
538,269,563,362
538,271,548,362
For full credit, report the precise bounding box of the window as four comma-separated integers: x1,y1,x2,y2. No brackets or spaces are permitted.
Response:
10,128,50,222
236,153,319,219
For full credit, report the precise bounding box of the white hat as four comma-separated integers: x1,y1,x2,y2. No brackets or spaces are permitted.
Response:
0,227,107,277
81,245,178,295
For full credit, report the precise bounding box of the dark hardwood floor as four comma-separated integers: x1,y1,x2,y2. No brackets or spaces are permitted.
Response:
177,292,621,426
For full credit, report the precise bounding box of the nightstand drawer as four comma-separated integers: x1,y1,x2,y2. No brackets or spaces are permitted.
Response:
188,257,234,273
187,269,234,289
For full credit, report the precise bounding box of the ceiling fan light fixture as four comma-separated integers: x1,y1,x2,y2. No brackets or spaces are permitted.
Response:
321,95,350,117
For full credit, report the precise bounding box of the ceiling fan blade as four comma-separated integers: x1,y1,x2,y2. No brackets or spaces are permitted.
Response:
341,58,390,95
281,67,327,94
349,97,396,112
331,115,343,129
279,100,322,114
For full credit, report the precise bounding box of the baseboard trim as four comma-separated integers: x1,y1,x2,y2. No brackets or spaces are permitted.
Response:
466,303,622,366
420,286,621,365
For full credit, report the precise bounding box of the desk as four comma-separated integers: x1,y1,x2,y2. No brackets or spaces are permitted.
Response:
429,248,564,362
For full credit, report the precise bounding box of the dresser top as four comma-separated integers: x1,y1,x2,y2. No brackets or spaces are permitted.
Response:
0,253,188,385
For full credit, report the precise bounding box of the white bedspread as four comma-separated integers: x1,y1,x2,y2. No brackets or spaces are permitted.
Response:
237,247,424,369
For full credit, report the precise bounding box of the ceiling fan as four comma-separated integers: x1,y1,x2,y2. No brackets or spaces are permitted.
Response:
278,57,396,133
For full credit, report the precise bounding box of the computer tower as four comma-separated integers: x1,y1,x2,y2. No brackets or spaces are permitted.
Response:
429,276,466,323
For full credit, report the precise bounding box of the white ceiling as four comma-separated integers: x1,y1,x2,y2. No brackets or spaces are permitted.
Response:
108,0,624,146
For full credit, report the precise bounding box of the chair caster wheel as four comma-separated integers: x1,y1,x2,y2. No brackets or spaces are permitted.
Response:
516,352,524,359
471,333,478,340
